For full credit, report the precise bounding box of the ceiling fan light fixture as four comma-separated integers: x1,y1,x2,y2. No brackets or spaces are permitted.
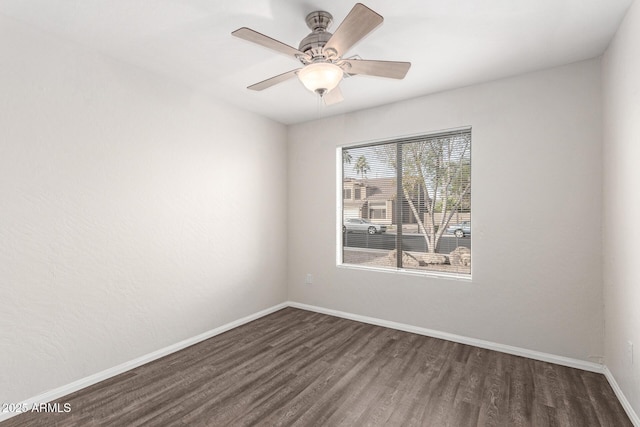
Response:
297,62,343,95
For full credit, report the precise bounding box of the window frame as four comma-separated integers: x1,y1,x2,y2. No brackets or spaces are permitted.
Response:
336,128,473,281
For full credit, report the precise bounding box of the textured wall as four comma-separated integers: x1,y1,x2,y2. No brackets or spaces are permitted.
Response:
288,59,604,362
602,0,640,416
0,16,288,403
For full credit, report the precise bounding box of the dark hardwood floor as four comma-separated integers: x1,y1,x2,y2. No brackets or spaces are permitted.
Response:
3,307,632,426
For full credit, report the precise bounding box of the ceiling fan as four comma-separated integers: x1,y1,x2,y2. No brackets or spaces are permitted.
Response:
231,3,411,105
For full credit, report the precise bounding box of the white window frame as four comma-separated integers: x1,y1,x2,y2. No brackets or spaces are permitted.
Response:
336,128,473,281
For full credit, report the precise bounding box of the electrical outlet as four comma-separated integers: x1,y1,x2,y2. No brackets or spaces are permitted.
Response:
305,274,313,285
628,341,634,365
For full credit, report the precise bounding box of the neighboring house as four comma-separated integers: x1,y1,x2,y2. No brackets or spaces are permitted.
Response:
343,178,427,225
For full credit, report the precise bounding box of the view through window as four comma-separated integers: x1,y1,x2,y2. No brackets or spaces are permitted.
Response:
341,129,471,276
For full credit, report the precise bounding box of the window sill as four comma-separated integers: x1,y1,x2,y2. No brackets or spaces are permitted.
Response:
337,263,473,282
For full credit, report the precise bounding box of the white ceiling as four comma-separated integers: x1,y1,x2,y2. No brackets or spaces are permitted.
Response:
0,0,633,124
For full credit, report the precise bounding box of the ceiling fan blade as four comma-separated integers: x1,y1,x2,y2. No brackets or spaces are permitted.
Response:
323,86,344,105
324,3,383,57
232,27,309,60
247,68,300,91
343,59,411,79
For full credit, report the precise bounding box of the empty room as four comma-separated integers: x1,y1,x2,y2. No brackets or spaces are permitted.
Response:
1,0,639,426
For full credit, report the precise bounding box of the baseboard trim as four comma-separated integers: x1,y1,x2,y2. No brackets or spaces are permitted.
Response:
287,301,604,373
0,302,288,423
603,366,640,426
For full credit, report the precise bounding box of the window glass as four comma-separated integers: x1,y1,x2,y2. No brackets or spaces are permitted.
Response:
341,129,471,276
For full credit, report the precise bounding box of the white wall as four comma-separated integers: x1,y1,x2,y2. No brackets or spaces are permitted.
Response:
0,16,288,403
603,0,640,416
288,59,603,362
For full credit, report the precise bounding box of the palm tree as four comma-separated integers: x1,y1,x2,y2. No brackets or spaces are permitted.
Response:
353,155,370,179
342,150,353,165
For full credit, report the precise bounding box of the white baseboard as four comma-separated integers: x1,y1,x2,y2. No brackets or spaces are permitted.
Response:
603,366,640,426
288,301,604,373
0,302,288,423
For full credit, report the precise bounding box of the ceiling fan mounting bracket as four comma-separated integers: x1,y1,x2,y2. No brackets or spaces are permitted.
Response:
304,11,333,32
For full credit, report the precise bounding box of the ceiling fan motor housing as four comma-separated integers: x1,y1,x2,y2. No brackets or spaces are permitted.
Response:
299,11,336,61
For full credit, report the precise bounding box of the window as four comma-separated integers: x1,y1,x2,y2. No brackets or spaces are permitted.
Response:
369,208,386,219
340,129,471,277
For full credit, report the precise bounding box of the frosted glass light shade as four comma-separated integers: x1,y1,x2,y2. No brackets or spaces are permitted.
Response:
298,62,343,94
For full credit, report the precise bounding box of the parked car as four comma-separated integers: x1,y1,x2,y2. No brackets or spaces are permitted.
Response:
343,218,387,234
445,221,471,238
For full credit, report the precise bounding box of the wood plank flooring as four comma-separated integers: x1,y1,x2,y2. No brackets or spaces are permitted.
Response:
2,308,632,426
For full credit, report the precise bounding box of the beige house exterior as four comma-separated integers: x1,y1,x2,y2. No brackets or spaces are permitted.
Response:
343,178,428,225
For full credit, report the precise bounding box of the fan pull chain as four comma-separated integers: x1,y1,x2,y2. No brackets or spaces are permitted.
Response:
317,93,324,118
